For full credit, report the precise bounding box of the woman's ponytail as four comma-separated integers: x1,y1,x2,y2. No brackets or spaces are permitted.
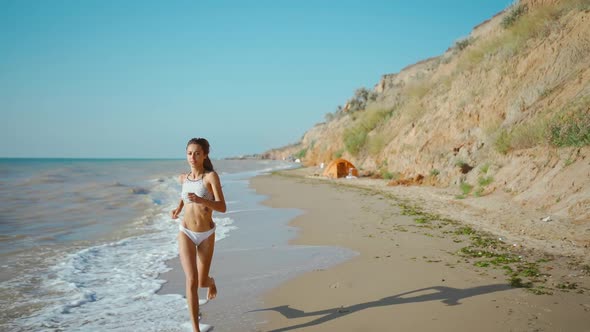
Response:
204,156,214,172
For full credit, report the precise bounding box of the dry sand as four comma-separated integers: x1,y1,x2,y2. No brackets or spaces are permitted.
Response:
251,168,590,332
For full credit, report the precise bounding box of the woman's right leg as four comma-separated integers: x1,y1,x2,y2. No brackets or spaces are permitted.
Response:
179,232,200,332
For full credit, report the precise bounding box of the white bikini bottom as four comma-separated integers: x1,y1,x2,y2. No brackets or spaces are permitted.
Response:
179,224,216,246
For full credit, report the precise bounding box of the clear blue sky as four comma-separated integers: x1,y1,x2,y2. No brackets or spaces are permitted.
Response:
0,0,511,159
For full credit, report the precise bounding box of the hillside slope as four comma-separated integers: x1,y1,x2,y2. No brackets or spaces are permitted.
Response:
263,0,590,250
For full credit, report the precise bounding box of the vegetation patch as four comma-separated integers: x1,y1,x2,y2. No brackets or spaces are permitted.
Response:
295,148,308,159
368,133,386,156
346,87,377,113
509,276,533,288
343,108,394,156
460,181,473,196
454,227,476,236
405,100,428,125
333,148,344,159
415,216,430,224
490,97,589,153
478,176,494,189
399,203,424,216
454,37,473,52
449,226,561,292
501,4,527,29
479,163,490,174
510,117,549,150
458,0,583,73
478,176,494,186
556,282,578,290
494,129,512,154
343,126,367,156
528,286,553,295
549,96,590,147
474,261,490,268
380,168,396,180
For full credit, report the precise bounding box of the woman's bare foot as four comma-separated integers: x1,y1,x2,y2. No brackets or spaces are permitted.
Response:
207,277,217,300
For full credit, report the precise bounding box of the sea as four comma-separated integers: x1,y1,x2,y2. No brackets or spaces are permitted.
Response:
0,158,356,332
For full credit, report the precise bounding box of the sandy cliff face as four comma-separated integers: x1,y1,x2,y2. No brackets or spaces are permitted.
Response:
265,1,590,225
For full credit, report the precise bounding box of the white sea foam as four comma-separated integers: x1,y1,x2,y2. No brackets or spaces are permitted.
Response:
16,206,235,331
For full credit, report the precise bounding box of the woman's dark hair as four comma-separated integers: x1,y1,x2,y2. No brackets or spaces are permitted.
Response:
187,137,214,172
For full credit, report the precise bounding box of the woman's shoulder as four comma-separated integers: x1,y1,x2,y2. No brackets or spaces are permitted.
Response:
204,170,220,181
178,173,188,183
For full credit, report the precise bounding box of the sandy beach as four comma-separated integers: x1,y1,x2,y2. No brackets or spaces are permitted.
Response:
250,168,590,332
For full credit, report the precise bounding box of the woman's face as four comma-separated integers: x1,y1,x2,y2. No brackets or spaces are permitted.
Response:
186,143,207,168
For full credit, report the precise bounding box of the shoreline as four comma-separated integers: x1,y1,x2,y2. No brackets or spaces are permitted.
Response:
271,167,590,261
156,167,355,331
251,168,590,331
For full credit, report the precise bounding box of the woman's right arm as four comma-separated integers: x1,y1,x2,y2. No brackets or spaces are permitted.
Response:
171,199,184,219
170,174,186,219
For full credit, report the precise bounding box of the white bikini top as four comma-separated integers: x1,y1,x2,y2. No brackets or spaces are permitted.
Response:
181,173,214,204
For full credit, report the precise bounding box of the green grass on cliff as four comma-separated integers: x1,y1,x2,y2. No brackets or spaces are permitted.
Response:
494,96,590,154
549,96,590,147
343,108,393,156
458,0,586,72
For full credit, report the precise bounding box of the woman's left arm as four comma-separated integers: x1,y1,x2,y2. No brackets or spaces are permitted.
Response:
194,172,226,213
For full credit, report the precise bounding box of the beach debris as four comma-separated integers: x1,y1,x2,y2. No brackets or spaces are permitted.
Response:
388,174,425,186
540,216,552,222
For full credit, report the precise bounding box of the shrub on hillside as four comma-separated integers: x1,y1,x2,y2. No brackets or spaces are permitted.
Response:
494,129,511,154
346,87,378,113
492,97,589,153
501,4,527,29
367,133,386,156
343,108,393,156
295,148,308,159
380,168,395,180
454,37,473,51
510,117,549,150
549,97,590,147
362,108,393,131
343,127,368,156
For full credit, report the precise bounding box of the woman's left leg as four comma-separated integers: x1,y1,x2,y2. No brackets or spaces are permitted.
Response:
197,231,217,300
178,232,200,331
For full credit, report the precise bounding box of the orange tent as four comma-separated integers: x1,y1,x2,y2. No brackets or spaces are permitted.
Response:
323,158,358,179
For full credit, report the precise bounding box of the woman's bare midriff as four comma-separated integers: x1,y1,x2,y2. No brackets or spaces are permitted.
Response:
182,204,214,232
